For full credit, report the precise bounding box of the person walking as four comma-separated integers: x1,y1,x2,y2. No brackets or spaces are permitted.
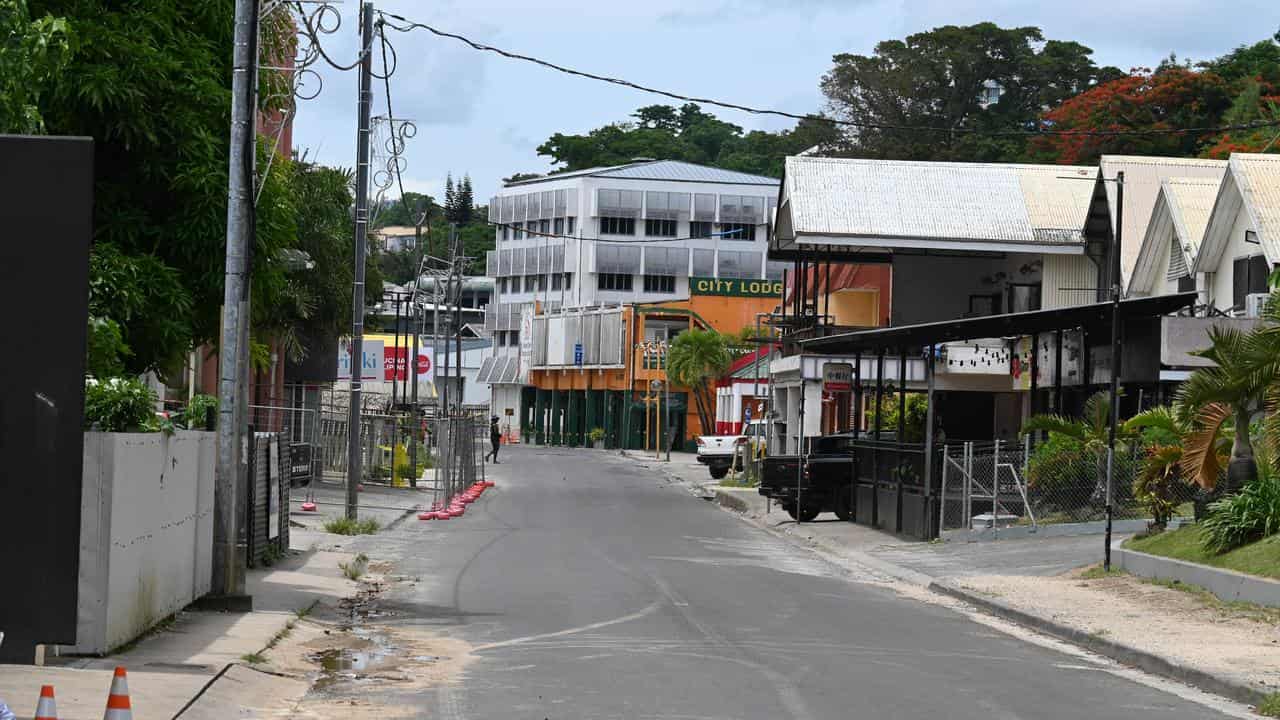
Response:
487,415,501,463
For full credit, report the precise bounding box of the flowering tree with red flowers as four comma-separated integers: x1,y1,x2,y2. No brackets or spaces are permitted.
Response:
1029,68,1232,164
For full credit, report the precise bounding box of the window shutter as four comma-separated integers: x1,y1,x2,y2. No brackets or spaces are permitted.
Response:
1165,236,1188,281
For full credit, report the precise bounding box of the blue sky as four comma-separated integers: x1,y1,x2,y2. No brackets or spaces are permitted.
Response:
292,0,1278,204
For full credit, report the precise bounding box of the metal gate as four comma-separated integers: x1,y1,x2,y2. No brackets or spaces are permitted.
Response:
245,431,289,567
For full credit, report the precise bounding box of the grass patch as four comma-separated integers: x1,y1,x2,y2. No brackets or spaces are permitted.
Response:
717,476,758,488
322,516,381,536
1124,525,1280,580
294,600,319,619
1078,565,1126,580
339,552,369,581
240,652,266,664
1258,693,1280,717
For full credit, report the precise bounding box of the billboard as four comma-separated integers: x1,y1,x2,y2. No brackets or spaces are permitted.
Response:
337,339,384,380
384,345,433,383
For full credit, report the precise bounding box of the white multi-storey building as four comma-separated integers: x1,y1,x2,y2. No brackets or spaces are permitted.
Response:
478,159,783,425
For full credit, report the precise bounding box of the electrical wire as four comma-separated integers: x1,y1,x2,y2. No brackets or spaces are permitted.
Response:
295,1,373,71
376,9,1280,139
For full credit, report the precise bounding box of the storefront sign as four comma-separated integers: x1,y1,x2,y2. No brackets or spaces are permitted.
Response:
518,307,534,383
290,443,313,486
822,362,854,393
337,339,384,380
384,346,432,382
689,276,784,297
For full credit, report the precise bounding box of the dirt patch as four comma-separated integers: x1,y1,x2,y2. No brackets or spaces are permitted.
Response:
954,570,1280,693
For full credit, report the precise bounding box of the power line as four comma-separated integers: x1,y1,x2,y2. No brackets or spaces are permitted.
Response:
376,9,1280,139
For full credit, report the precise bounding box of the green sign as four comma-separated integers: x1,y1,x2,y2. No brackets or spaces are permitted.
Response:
688,276,783,298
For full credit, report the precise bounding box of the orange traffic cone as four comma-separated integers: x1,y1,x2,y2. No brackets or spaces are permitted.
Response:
103,666,132,719
34,684,58,720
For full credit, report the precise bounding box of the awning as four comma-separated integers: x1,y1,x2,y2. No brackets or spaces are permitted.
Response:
798,292,1196,354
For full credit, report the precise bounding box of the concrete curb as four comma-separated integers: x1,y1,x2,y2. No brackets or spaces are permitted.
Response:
712,488,751,513
928,581,1268,707
1113,542,1280,608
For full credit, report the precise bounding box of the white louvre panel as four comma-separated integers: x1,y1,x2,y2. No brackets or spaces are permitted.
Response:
766,260,788,280
1166,236,1189,281
515,247,529,276
599,310,623,364
719,195,765,223
563,314,582,364
554,189,568,216
552,245,565,273
565,188,579,217
643,246,689,275
476,355,497,383
498,249,512,276
692,249,715,276
527,192,540,222
524,246,539,274
486,250,498,277
693,193,716,221
498,356,520,384
582,313,601,364
597,189,642,218
545,299,562,312
488,197,498,222
483,305,496,332
533,317,548,365
718,250,762,279
645,191,690,220
514,194,527,223
540,191,554,219
501,195,515,223
595,243,642,274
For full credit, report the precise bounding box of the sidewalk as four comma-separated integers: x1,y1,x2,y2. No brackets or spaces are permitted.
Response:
290,479,427,542
0,519,365,719
620,451,1280,708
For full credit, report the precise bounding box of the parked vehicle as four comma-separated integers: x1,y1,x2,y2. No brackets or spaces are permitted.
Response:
695,421,766,479
758,433,860,521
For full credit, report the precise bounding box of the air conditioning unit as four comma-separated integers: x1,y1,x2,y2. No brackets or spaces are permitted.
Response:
1245,292,1269,318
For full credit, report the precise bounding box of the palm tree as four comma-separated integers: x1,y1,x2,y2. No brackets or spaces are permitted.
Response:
1023,391,1140,504
666,328,732,438
1177,326,1278,494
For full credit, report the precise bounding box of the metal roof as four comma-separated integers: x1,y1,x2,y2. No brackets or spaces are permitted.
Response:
1097,156,1227,285
1232,153,1280,262
776,156,1094,251
798,292,1196,353
1128,176,1223,295
504,159,778,188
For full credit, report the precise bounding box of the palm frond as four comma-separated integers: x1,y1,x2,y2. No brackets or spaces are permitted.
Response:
1022,413,1088,440
1180,401,1233,490
1124,405,1182,435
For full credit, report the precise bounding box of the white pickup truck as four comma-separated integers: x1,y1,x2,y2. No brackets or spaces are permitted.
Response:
695,421,766,479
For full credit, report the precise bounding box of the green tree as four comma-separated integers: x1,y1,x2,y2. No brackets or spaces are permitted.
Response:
1198,31,1280,83
665,329,733,437
29,0,300,376
457,174,474,224
373,191,434,228
444,174,457,222
0,0,71,133
820,23,1119,161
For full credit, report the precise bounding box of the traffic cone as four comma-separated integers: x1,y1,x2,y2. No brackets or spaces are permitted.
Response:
33,685,57,720
103,666,132,719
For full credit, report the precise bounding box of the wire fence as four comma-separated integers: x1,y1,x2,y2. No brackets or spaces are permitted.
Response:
427,412,489,509
938,437,1149,533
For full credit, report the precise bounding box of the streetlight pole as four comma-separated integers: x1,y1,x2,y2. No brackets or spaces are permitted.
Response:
1104,171,1125,570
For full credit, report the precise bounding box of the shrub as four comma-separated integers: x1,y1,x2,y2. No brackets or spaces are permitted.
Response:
184,394,218,430
588,427,606,443
1133,444,1197,530
84,377,158,432
1201,474,1280,553
323,517,380,535
1026,434,1098,511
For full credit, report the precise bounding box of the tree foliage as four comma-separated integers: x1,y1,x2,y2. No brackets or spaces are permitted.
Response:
536,103,839,177
821,22,1122,162
0,0,71,133
666,328,733,437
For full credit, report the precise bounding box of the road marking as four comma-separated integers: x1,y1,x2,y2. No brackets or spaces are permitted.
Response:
472,599,663,652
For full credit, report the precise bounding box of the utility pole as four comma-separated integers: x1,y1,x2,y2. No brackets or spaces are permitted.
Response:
1104,171,1125,570
345,1,374,521
212,0,258,601
408,202,426,487
453,226,464,407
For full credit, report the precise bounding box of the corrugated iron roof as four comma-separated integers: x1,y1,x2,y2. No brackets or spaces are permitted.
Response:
504,159,777,187
1098,155,1227,284
781,156,1093,247
1232,153,1280,261
1162,176,1222,260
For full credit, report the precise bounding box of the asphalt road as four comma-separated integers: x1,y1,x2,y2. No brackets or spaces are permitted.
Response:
347,445,1235,719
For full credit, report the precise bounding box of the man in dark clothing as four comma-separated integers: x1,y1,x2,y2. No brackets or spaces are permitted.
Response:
488,416,501,463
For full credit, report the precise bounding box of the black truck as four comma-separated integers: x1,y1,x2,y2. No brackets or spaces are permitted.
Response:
758,433,859,522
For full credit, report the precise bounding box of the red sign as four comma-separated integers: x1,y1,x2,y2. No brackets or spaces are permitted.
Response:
384,347,431,381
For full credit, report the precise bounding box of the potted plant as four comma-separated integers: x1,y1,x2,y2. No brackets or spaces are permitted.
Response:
588,427,606,449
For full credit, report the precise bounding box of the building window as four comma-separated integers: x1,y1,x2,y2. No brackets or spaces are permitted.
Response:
599,217,635,235
539,274,549,292
718,223,756,242
526,275,539,292
509,331,519,347
643,274,676,293
513,222,524,240
1177,275,1196,293
496,332,506,347
552,273,563,291
553,217,565,235
690,221,713,238
502,225,510,241
539,219,550,235
645,218,677,237
1232,254,1269,309
597,272,633,291
498,277,508,294
564,272,573,290
567,217,576,235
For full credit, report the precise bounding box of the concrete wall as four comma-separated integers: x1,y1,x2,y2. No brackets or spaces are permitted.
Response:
891,252,1045,324
72,431,216,655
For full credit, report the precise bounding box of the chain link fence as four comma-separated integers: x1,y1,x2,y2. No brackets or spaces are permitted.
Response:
427,412,488,508
939,437,1147,532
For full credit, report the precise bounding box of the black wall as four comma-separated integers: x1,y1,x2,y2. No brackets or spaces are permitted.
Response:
0,135,93,662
